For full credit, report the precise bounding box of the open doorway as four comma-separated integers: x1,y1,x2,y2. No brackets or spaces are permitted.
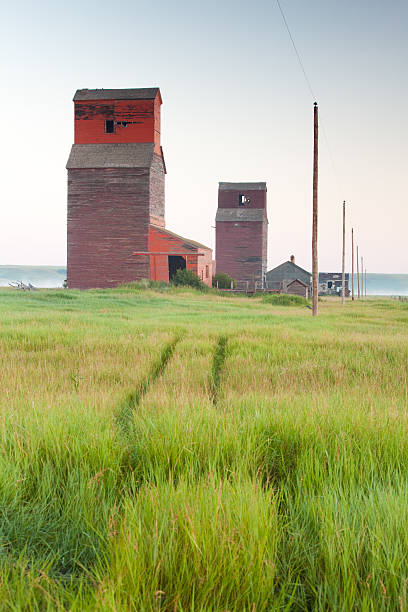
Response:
168,255,186,280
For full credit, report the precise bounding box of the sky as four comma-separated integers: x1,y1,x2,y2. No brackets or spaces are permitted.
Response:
1,0,407,273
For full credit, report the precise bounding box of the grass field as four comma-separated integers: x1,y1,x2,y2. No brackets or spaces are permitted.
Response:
0,286,407,611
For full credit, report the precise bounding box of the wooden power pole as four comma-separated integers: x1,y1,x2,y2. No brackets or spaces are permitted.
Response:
312,102,319,316
357,245,360,298
341,201,346,305
351,228,355,301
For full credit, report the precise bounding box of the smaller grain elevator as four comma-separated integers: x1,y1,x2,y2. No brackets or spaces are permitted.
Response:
215,182,268,285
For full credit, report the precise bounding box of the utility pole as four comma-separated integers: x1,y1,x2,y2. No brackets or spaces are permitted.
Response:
357,245,360,298
341,201,346,305
312,102,319,316
351,228,355,301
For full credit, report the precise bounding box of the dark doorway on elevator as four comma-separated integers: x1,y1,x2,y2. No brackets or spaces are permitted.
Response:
168,255,186,280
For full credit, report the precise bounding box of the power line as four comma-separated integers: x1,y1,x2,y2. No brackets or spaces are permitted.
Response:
320,114,343,197
275,0,316,102
275,0,344,199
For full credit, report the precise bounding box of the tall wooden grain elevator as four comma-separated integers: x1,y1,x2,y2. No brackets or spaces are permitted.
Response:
215,182,268,285
66,88,212,288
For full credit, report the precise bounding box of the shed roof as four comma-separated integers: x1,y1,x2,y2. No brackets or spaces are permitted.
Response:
66,143,155,169
73,88,161,101
216,208,266,222
219,182,267,191
152,226,211,251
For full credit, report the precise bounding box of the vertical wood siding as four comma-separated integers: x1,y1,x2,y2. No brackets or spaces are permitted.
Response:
149,154,165,225
216,186,268,283
67,168,151,289
148,226,213,287
74,97,161,154
215,221,266,283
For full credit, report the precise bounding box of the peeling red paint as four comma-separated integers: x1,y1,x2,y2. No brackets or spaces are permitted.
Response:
74,96,162,154
148,225,213,286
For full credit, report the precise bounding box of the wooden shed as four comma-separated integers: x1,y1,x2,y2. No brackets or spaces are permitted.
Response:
286,278,309,298
133,226,212,286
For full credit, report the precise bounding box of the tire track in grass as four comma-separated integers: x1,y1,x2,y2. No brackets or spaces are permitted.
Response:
116,334,181,435
210,335,228,405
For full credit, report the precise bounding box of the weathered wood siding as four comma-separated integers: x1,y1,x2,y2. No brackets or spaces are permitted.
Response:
196,248,213,286
287,280,309,298
215,221,266,283
149,153,165,226
218,186,267,210
216,183,268,283
148,226,213,286
74,96,162,154
67,168,151,289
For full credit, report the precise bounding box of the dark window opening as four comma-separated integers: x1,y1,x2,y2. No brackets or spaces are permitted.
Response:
238,194,250,206
115,121,140,127
105,120,114,134
168,255,186,280
328,281,333,288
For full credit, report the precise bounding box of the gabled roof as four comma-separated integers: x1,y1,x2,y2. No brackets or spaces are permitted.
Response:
267,260,311,278
287,278,309,287
66,143,154,169
219,182,266,191
151,226,211,251
73,88,161,102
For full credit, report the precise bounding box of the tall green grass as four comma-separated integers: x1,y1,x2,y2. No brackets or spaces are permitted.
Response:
0,288,407,609
262,293,310,306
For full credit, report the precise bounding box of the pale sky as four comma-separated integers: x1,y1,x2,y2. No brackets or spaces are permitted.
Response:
1,0,407,273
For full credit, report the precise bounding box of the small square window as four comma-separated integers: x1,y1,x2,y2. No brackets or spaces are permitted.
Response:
105,120,114,134
238,194,250,206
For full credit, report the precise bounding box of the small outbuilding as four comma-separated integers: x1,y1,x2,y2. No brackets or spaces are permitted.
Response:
319,272,350,296
133,226,213,286
286,278,309,298
266,256,311,292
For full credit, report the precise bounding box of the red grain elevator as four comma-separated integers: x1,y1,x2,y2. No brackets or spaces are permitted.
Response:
66,87,212,288
215,182,268,285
